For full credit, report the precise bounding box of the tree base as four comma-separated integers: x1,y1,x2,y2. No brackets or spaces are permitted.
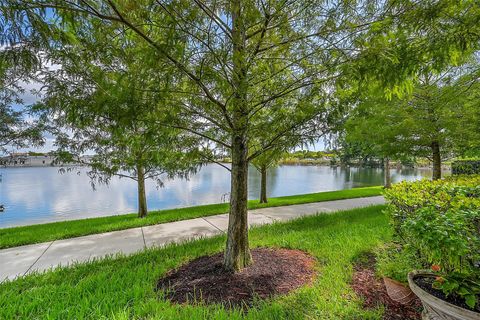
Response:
156,248,316,308
223,249,253,272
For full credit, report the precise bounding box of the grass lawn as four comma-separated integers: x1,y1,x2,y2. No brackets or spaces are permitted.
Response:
0,205,391,319
0,186,382,249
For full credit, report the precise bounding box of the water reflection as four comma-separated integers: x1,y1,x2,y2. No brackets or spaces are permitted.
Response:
0,164,438,228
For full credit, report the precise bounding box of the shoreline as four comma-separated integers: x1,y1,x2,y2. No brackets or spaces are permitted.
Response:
1,159,452,170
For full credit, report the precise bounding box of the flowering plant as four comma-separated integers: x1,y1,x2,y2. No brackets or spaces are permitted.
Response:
430,266,480,309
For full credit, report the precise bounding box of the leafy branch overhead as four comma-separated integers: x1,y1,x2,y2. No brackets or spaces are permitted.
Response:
0,47,45,153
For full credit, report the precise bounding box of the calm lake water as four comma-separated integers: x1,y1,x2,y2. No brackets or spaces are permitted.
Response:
0,164,437,228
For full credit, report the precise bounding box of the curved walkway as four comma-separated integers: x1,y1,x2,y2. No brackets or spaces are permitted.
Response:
0,196,384,282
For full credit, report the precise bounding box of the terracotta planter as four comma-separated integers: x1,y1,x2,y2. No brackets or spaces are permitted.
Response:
408,270,480,320
383,276,416,304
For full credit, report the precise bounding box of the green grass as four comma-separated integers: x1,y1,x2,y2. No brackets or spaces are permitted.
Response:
0,205,391,319
0,186,382,249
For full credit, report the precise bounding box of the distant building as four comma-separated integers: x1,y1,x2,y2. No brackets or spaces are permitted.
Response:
0,153,93,167
0,153,57,167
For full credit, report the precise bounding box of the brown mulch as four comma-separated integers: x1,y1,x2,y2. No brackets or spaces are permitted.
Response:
351,254,423,320
156,247,316,308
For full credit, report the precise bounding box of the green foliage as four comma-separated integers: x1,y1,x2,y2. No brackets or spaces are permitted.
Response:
287,150,333,160
462,148,480,159
0,48,45,154
280,150,334,165
452,160,480,175
0,105,45,154
384,176,480,308
376,243,422,283
343,64,480,172
250,145,287,172
0,205,390,319
384,175,480,233
344,0,480,95
0,186,383,249
402,207,479,273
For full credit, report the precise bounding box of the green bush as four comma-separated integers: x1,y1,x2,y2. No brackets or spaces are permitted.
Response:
384,175,480,235
452,160,480,175
383,175,480,309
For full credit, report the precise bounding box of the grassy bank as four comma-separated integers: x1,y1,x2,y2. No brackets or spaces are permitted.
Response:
0,205,390,319
0,186,382,249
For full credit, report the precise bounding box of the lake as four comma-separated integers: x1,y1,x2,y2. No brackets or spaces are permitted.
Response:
0,164,437,228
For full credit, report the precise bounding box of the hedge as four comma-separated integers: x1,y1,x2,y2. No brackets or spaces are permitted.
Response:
383,175,480,232
452,159,480,175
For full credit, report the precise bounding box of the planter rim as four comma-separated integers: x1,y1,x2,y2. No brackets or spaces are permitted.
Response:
408,270,480,320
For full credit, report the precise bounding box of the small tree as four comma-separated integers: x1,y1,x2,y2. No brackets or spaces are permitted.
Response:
251,148,286,204
396,70,479,180
37,43,201,218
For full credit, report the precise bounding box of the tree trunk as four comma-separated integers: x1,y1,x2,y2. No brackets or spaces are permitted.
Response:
431,141,442,180
259,165,268,203
224,135,252,271
384,157,391,188
137,164,148,218
223,0,251,272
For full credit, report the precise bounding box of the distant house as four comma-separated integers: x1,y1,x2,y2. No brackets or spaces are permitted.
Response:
0,153,93,167
0,153,57,167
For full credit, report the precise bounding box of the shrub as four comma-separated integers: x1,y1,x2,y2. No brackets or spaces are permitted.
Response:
383,175,480,309
384,175,480,235
452,160,480,175
402,207,480,273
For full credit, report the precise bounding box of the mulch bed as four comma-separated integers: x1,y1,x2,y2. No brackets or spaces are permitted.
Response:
351,254,423,320
156,247,316,308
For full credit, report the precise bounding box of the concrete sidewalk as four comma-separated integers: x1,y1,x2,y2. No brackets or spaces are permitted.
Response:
0,196,385,281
